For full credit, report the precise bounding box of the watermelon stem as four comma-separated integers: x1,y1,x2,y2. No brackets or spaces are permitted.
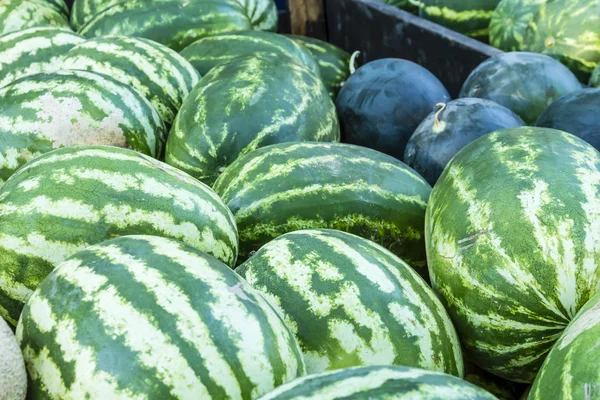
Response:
349,51,361,74
433,103,447,133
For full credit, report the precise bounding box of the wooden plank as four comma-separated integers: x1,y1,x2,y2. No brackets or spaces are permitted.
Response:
289,0,328,40
325,0,502,97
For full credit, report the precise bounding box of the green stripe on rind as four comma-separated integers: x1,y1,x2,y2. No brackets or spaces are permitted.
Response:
419,0,501,40
17,235,304,399
0,27,84,89
258,365,497,400
165,54,340,186
285,34,351,99
180,30,320,78
213,142,431,274
44,0,69,17
489,0,546,52
528,293,600,399
0,0,70,36
77,0,257,52
235,0,278,31
237,229,463,376
523,0,600,82
70,0,121,31
425,127,600,383
61,35,201,126
0,146,238,327
0,69,166,184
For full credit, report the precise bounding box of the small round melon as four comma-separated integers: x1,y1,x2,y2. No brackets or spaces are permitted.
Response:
0,316,26,400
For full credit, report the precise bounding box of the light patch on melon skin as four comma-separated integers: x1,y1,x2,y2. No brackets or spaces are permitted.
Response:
0,232,83,265
101,204,235,265
27,92,127,148
518,179,578,318
18,147,141,172
558,300,600,350
0,147,39,172
97,244,240,399
0,271,34,307
0,195,101,223
148,237,282,396
17,176,41,191
22,346,69,398
26,293,56,333
58,263,207,399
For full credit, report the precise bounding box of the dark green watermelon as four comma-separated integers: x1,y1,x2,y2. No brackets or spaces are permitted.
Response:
459,52,582,124
404,98,525,186
336,58,450,160
535,88,600,150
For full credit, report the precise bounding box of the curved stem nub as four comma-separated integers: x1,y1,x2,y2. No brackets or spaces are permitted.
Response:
433,103,446,128
349,51,361,74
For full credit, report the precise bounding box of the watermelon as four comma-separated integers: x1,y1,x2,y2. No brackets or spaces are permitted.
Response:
0,145,238,327
459,52,582,124
258,365,497,400
61,35,201,126
166,53,339,185
590,64,600,87
489,0,546,51
426,126,600,383
0,316,26,400
418,0,501,41
70,0,121,30
522,0,600,82
378,0,421,13
286,34,351,99
0,27,84,89
0,70,166,184
213,142,432,274
336,58,450,160
536,88,600,151
77,0,276,52
17,235,305,399
528,293,600,399
0,0,70,36
237,229,463,375
464,360,527,400
179,30,319,77
404,98,525,186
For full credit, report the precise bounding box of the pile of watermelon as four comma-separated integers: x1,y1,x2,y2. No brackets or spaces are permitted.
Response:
0,1,599,400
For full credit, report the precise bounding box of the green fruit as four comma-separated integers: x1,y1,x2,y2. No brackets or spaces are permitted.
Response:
489,0,546,51
0,0,70,36
528,293,600,399
0,70,166,184
0,27,84,89
0,316,26,400
286,34,351,99
179,30,319,77
77,0,276,52
0,145,238,327
523,0,600,82
213,142,431,274
459,52,582,124
61,35,201,126
237,229,463,375
17,235,304,399
419,0,501,41
426,126,600,383
166,54,339,186
258,365,498,400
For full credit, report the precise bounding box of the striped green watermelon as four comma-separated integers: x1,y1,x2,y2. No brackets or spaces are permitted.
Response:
237,229,463,375
425,126,600,383
0,0,70,36
489,0,546,51
17,235,304,399
528,292,600,399
258,366,497,400
179,30,319,77
166,54,339,186
590,64,600,87
213,142,431,274
418,0,501,41
61,35,201,126
0,27,84,89
70,0,120,30
0,69,165,184
286,34,351,99
77,0,276,52
0,145,238,327
523,0,600,82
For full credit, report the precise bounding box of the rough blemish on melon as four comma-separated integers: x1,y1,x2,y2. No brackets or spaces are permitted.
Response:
32,93,128,148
